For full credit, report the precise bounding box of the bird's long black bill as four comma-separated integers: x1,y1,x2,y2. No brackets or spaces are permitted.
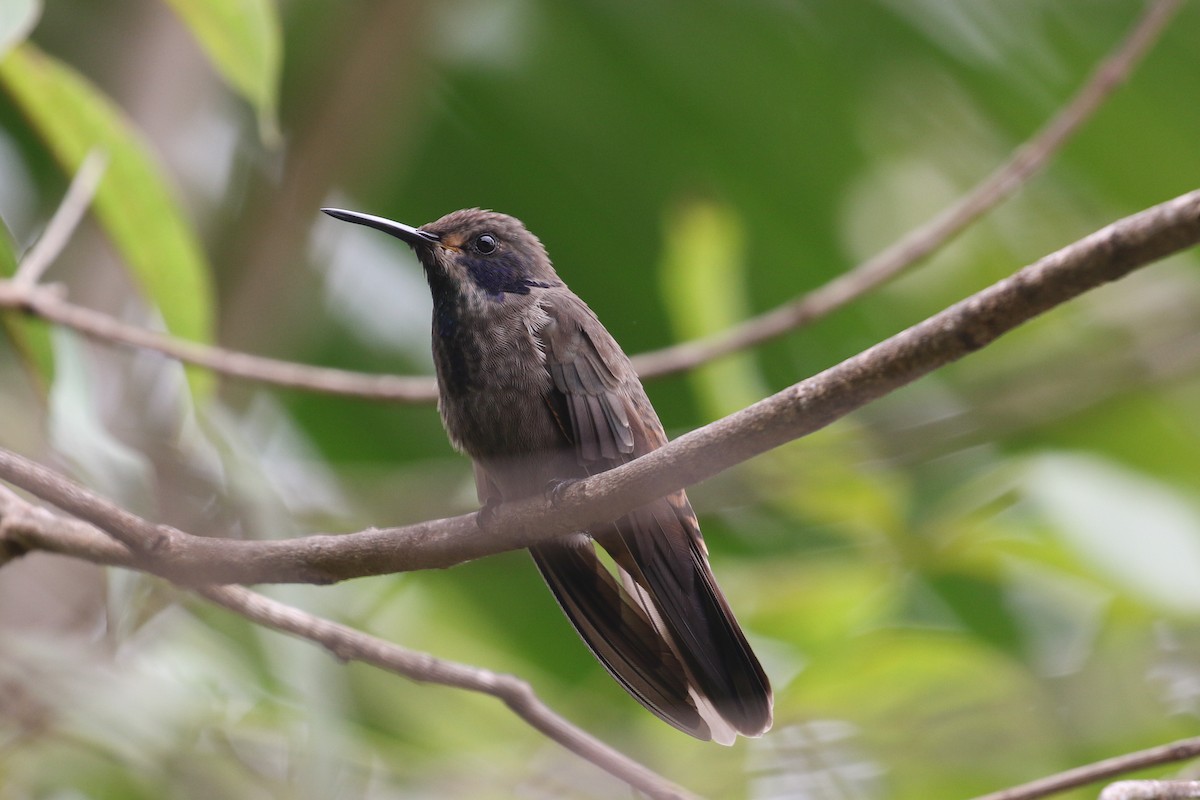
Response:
321,207,439,246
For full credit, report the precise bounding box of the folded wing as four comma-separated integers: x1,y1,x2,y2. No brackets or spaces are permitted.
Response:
522,294,773,741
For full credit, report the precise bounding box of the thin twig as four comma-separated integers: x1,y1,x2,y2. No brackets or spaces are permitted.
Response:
199,584,697,800
0,283,436,401
629,0,1183,377
0,445,166,553
0,0,1178,400
0,483,135,568
2,190,1197,586
968,737,1200,800
0,487,693,799
12,149,108,289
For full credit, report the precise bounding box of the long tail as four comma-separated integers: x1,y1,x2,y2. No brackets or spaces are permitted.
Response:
530,537,711,739
530,494,772,743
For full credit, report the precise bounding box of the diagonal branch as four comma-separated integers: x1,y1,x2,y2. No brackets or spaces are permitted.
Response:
0,282,436,401
0,483,135,568
199,584,697,800
0,0,1179,401
0,488,693,800
2,189,1198,587
10,149,108,289
968,736,1200,800
630,0,1182,377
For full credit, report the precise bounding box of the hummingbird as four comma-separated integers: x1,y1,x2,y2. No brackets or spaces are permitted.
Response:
323,206,772,743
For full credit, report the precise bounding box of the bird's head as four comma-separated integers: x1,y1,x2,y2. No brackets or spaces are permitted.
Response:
322,207,560,300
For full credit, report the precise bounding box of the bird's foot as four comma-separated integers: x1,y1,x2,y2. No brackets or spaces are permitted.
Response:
543,478,579,507
476,495,502,529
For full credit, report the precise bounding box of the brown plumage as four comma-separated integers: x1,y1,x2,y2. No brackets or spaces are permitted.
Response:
323,206,773,742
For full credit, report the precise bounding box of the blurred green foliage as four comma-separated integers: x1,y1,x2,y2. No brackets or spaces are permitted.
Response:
1,1,1200,798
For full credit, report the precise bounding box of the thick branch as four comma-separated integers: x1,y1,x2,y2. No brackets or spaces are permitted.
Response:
1,190,1198,586
0,487,692,800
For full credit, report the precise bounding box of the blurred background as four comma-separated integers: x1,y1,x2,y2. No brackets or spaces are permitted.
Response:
2,1,1200,798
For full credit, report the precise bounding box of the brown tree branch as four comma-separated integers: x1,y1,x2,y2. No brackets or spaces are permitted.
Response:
0,0,1178,401
0,488,693,800
968,737,1200,800
2,189,1198,587
199,584,696,800
10,149,108,289
0,282,436,401
0,483,134,568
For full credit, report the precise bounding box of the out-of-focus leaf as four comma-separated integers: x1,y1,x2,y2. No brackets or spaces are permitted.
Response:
658,200,764,414
657,200,907,540
1002,557,1111,678
0,216,15,274
753,559,895,651
0,43,215,394
47,329,154,510
0,0,38,60
1023,452,1200,614
795,631,1061,799
923,569,1023,654
161,0,281,145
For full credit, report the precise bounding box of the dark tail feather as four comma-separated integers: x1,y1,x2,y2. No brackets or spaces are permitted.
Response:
612,498,773,739
529,538,712,740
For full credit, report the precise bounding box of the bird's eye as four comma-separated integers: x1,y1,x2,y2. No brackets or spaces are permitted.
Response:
475,234,497,254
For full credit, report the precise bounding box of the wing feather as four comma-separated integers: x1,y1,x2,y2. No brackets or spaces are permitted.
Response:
531,292,772,739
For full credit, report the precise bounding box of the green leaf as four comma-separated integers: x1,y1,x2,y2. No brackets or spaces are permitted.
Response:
0,42,215,394
0,0,38,60
161,0,281,145
923,570,1024,654
657,200,907,539
47,329,155,506
1023,452,1200,614
0,218,15,275
658,200,763,415
797,630,1060,799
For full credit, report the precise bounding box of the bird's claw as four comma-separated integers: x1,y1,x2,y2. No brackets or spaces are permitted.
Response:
476,495,502,529
544,478,578,507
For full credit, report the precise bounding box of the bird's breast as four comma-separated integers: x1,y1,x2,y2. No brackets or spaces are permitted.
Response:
431,296,561,460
